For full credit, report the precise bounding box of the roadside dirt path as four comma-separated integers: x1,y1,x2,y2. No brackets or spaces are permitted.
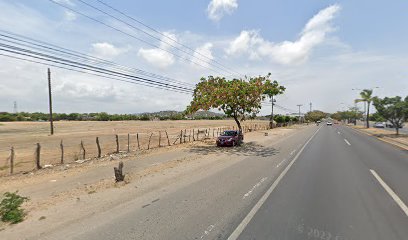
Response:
0,125,306,238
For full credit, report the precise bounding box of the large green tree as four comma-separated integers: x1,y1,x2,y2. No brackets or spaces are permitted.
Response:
305,110,327,122
373,96,408,135
355,89,374,128
187,75,278,131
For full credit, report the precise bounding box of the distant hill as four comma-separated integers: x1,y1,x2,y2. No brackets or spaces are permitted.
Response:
134,110,225,119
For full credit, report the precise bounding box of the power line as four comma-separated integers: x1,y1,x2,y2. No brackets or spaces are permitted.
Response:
0,44,194,93
0,52,191,94
94,0,244,78
48,0,226,75
0,30,195,87
77,0,234,75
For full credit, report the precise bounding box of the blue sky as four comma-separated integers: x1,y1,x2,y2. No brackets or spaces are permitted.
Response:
0,0,407,115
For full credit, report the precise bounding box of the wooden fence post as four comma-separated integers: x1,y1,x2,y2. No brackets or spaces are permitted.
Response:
193,129,195,141
80,140,86,160
147,133,153,150
127,133,130,152
96,137,101,158
165,131,170,146
158,131,161,147
183,129,186,143
35,143,41,170
60,140,64,164
137,133,140,150
180,130,183,144
189,129,191,142
9,146,14,174
115,134,119,153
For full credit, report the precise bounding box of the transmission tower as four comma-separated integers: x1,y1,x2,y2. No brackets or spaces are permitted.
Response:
13,101,18,114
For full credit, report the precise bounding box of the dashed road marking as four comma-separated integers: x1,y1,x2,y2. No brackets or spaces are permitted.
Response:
227,126,322,240
344,139,351,146
276,158,287,168
370,169,408,217
243,177,268,199
200,224,215,239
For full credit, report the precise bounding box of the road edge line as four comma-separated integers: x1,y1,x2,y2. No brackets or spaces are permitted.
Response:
370,169,408,217
349,127,408,150
227,126,322,240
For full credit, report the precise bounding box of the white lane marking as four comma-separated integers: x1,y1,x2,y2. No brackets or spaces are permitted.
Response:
290,150,296,156
276,158,287,168
344,139,351,146
370,169,408,217
337,131,341,134
227,126,322,240
243,177,268,199
199,224,215,239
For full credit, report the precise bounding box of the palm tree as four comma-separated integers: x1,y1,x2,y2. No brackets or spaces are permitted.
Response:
355,89,373,128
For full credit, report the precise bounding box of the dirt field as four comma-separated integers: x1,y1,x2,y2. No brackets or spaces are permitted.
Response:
0,120,269,175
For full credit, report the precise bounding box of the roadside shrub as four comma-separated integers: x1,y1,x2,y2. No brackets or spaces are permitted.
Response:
0,191,29,224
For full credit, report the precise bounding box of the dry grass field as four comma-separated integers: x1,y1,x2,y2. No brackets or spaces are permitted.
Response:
0,120,269,175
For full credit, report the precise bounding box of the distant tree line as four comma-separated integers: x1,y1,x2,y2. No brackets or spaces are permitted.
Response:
0,112,226,122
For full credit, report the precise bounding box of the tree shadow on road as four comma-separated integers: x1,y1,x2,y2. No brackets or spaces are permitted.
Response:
187,141,279,157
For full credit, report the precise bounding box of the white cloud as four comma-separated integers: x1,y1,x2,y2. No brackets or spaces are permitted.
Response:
207,0,238,22
138,48,175,68
91,42,127,59
137,31,177,68
64,10,77,21
226,4,341,64
192,43,214,68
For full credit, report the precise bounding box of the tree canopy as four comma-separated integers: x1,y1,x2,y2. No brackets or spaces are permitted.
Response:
186,75,284,131
373,96,408,135
305,110,327,122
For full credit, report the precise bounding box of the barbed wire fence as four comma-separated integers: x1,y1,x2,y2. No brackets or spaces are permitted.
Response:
0,122,296,176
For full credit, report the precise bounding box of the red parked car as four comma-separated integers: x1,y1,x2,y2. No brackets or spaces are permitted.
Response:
216,130,243,147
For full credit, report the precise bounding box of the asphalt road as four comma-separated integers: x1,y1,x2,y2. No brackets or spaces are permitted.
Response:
44,126,318,240
236,125,408,240
38,124,408,240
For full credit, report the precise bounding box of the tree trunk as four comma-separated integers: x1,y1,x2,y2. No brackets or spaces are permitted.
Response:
396,127,399,135
233,116,242,132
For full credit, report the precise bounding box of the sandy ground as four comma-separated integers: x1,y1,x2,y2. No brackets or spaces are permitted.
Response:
0,120,269,175
0,124,305,238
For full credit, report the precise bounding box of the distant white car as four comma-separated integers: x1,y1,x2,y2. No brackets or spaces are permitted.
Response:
374,122,385,128
326,122,333,126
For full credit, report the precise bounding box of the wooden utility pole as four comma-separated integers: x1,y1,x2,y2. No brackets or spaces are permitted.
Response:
48,68,54,135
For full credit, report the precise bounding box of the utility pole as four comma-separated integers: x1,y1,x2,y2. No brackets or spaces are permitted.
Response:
47,68,54,135
309,102,312,112
297,104,303,123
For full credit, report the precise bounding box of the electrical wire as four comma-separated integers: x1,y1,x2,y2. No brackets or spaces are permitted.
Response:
0,31,195,87
93,0,244,78
0,52,192,94
48,0,225,75
0,45,194,93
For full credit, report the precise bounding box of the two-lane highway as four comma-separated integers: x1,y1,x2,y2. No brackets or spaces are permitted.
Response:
234,125,408,240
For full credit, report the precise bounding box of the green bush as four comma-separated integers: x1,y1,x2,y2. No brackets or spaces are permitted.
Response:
0,191,29,224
